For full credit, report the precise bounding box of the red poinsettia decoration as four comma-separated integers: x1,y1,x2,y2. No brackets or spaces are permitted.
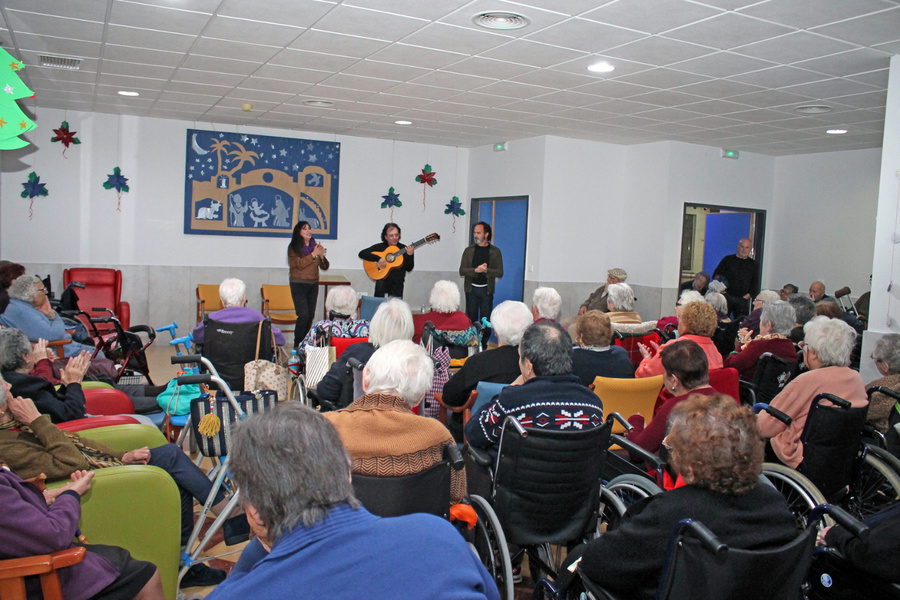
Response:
51,121,81,157
415,164,437,210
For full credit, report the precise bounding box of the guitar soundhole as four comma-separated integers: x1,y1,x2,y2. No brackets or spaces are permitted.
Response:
386,255,395,263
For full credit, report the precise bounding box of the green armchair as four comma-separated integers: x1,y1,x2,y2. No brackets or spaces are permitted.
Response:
48,425,182,600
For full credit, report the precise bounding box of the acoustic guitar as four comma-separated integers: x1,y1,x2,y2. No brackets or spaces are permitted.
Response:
363,232,440,280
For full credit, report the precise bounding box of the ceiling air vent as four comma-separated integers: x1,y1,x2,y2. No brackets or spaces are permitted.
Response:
39,55,82,70
472,12,531,30
795,105,832,115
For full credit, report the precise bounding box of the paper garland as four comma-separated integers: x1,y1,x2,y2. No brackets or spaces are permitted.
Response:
444,196,465,233
51,121,81,157
381,186,401,221
20,172,48,220
103,166,129,211
415,164,437,210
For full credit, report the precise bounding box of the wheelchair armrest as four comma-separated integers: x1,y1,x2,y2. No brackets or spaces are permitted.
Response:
606,412,634,432
611,434,666,472
467,446,492,468
812,504,870,540
867,385,900,402
752,403,792,426
445,443,465,471
127,324,156,341
676,519,728,558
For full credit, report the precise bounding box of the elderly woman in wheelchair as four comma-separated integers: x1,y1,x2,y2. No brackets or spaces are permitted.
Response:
557,393,797,600
757,316,868,469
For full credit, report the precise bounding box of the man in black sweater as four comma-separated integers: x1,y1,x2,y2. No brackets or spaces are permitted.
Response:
713,238,759,319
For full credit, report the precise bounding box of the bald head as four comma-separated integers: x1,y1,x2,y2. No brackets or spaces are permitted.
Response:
737,239,752,259
809,281,826,302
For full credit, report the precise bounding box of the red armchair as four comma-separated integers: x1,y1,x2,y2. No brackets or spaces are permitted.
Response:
63,268,130,331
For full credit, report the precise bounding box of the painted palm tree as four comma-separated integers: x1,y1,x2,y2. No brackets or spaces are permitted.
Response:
210,138,231,177
228,142,260,175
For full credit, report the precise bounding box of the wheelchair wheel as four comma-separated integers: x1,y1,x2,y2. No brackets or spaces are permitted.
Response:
843,452,900,520
761,463,829,529
597,486,627,536
605,474,662,509
469,494,514,600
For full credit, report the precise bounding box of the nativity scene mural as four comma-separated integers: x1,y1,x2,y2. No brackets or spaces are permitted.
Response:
183,129,340,239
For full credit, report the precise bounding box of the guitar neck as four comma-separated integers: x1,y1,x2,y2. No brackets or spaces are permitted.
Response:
408,237,431,250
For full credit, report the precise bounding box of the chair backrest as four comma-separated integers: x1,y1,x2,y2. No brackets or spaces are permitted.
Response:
83,388,135,415
614,329,661,366
799,394,868,499
359,295,386,321
707,368,740,404
473,381,507,416
492,417,614,546
260,284,297,329
59,415,142,432
63,267,127,329
750,352,796,404
655,519,816,600
712,320,742,362
337,357,366,410
196,284,223,323
590,375,664,433
332,336,368,359
352,460,452,520
202,318,274,392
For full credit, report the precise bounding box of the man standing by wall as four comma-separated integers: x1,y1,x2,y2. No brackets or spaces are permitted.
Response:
460,221,503,349
713,238,759,319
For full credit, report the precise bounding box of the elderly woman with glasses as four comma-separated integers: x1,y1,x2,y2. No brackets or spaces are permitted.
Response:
757,316,868,468
724,300,798,381
559,393,796,600
0,275,99,358
867,333,900,436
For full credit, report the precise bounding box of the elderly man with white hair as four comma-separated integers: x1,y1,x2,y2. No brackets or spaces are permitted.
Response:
192,278,285,346
441,301,533,422
532,286,562,323
296,285,369,352
325,339,465,503
0,275,98,357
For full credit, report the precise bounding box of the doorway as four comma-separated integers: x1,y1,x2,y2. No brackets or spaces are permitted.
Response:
680,204,766,286
470,195,528,305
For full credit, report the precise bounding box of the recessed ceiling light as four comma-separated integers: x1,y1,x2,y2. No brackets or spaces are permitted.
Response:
826,128,848,135
395,120,412,125
796,105,832,114
587,61,615,73
117,90,139,97
303,99,335,107
472,11,530,30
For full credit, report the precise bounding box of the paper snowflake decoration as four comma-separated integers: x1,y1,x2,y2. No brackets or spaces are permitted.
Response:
444,196,466,232
103,166,130,211
20,171,48,220
51,121,81,156
415,164,437,210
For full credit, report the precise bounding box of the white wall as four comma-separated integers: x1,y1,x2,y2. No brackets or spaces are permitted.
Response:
0,109,470,271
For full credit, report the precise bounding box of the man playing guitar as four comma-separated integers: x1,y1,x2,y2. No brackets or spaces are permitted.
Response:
359,222,414,298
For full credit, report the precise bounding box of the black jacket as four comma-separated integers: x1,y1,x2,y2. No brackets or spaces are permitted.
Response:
3,370,86,424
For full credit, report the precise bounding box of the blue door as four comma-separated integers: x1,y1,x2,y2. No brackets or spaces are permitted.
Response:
473,196,528,306
703,213,752,275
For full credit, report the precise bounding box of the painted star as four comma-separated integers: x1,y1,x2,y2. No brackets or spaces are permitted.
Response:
207,157,212,162
189,165,194,170
240,135,249,142
328,153,333,159
307,142,315,151
0,118,6,128
271,154,276,160
4,84,12,94
9,61,21,71
195,158,200,163
19,120,27,129
279,148,287,156
189,174,194,179
309,154,317,163
292,164,299,171
219,132,224,137
250,137,258,146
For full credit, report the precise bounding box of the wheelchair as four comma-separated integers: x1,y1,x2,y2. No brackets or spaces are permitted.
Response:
534,504,866,600
67,307,157,385
467,413,632,599
198,316,276,392
756,394,900,528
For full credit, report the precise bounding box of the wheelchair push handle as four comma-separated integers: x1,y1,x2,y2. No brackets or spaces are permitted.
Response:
347,357,365,371
156,322,179,336
91,307,116,316
867,385,900,402
810,504,870,540
676,519,728,558
606,411,634,432
752,403,792,426
177,374,209,385
813,393,851,409
172,354,202,365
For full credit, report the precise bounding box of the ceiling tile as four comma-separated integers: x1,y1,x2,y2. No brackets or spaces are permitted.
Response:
269,48,357,72
811,7,900,46
793,48,891,78
738,0,892,29
105,25,196,53
342,0,469,21
443,57,533,79
102,60,175,79
191,38,281,64
217,0,334,28
734,31,856,64
670,51,776,78
5,10,105,43
581,0,722,34
203,16,304,47
367,43,465,69
179,54,260,76
605,36,717,66
663,12,793,50
480,40,586,68
524,18,646,53
103,45,184,67
109,2,211,36
3,0,109,21
402,23,511,55
312,4,426,41
729,65,829,88
615,67,710,88
12,32,101,58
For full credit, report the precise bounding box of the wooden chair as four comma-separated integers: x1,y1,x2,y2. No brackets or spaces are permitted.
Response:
590,375,664,433
47,339,71,357
261,284,296,340
196,284,223,324
0,548,86,600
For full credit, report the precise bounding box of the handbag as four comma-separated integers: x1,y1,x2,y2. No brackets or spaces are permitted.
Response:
422,325,451,420
191,389,277,456
244,321,290,401
305,343,336,389
156,372,203,415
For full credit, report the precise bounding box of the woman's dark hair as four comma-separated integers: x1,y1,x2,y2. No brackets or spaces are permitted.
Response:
289,221,313,255
0,263,26,290
660,339,709,390
381,222,401,243
667,393,763,496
